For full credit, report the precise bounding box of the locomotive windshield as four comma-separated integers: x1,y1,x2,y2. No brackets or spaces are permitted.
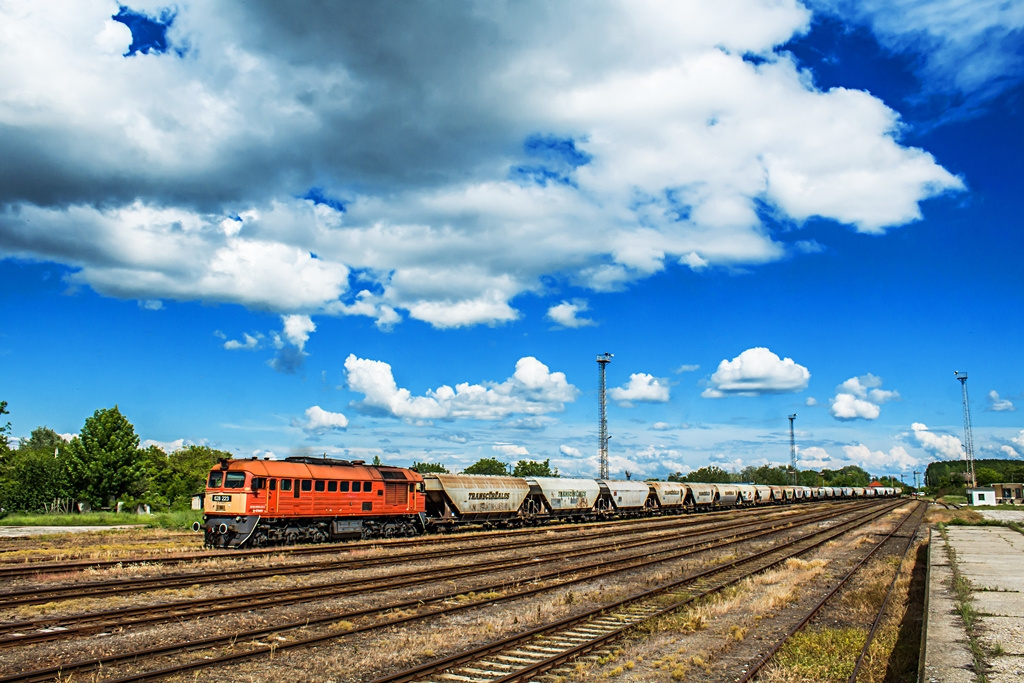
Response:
208,471,223,488
224,472,247,489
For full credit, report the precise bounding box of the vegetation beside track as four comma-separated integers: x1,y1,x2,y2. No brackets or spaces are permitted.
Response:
0,510,201,529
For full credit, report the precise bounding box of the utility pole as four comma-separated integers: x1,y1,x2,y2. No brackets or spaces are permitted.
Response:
954,371,977,489
788,414,797,485
597,353,613,480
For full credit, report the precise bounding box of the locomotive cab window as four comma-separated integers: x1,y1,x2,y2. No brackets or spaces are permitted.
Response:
224,472,246,489
364,482,373,492
280,479,292,491
207,472,223,488
339,481,350,492
314,480,325,492
269,479,277,491
301,480,312,492
327,481,337,492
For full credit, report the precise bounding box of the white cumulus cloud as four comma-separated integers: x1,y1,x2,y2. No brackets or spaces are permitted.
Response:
842,443,919,471
911,422,963,460
299,405,349,432
282,314,316,350
987,390,1015,412
344,354,579,421
610,373,671,406
547,299,597,328
830,374,899,420
0,1,963,328
702,347,810,397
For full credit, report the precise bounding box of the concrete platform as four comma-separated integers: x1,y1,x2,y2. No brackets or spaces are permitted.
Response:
922,525,1024,682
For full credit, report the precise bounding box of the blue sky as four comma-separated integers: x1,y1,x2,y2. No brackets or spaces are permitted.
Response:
1,0,1022,480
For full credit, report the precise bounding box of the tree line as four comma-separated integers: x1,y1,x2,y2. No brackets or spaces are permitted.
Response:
925,459,1024,495
0,402,228,515
667,463,905,489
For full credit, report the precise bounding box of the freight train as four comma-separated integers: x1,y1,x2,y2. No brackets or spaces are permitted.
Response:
196,456,898,549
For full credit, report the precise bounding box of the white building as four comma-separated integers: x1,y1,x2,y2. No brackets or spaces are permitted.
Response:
966,488,996,506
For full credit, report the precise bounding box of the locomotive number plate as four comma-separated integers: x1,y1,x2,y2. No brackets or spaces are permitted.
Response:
212,494,232,502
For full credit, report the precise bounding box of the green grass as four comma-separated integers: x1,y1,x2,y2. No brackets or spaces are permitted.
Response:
0,510,202,529
775,627,866,680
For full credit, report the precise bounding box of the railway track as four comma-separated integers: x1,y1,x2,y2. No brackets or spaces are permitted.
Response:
0,502,863,648
0,499,859,578
369,499,917,683
0,501,854,606
736,500,929,683
0,499,902,682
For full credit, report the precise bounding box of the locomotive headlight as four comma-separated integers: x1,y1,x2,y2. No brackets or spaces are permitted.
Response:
235,516,243,522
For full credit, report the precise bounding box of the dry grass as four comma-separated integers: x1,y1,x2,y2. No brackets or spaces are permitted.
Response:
925,507,983,525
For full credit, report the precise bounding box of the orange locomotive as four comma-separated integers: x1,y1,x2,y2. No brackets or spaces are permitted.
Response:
197,456,426,548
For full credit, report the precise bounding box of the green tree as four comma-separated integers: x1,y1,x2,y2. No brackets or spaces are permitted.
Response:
738,465,791,485
64,406,146,508
512,459,558,477
463,458,510,475
976,467,1002,487
0,401,11,457
670,465,734,483
0,448,68,512
18,426,66,454
412,461,449,474
372,455,383,466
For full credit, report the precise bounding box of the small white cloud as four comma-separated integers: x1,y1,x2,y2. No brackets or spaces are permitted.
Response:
1000,445,1019,458
222,332,263,351
546,299,597,328
652,421,672,431
560,445,583,458
988,390,1015,412
282,314,316,350
702,347,810,398
139,299,163,310
610,373,671,406
805,397,818,406
830,374,899,421
141,438,187,453
911,422,963,460
300,405,349,432
493,443,529,457
674,364,700,373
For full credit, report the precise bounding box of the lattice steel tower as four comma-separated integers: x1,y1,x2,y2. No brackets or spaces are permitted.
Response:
788,414,797,485
597,353,613,479
955,371,977,489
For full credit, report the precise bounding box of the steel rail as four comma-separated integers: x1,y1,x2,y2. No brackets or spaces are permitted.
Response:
0,508,802,645
0,499,854,577
0,502,840,608
846,502,929,682
0,503,858,655
0,502,893,683
369,500,909,683
734,501,927,683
